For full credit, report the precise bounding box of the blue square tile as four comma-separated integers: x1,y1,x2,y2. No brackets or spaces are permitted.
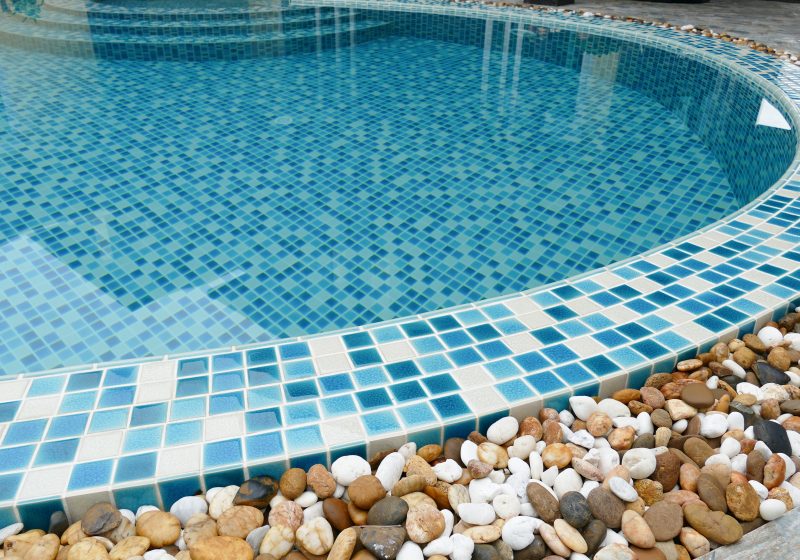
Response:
46,413,89,440
401,321,433,338
282,360,315,379
484,359,522,379
209,392,244,415
212,352,243,372
467,324,501,341
356,388,392,409
279,342,310,360
115,453,157,483
497,379,535,402
104,367,138,387
178,358,208,377
353,366,388,387
247,386,282,408
440,330,473,348
130,403,167,426
321,395,357,417
0,401,20,422
89,408,129,432
514,351,551,372
430,394,470,418
285,426,323,452
418,354,451,373
448,347,482,366
245,407,282,433
170,397,206,420
540,344,579,363
582,355,619,376
98,386,136,408
386,361,421,380
525,371,565,394
429,315,460,331
319,374,354,394
0,445,35,472
60,391,97,413
350,348,382,367
531,327,566,344
124,426,163,453
362,410,401,435
554,363,595,384
246,431,284,460
247,364,281,386
3,419,47,445
247,347,277,366
68,460,113,491
0,473,23,502
412,336,445,354
213,370,244,392
390,381,426,402
397,402,437,427
284,401,320,424
343,332,373,349
34,439,79,466
205,439,242,468
176,376,209,398
65,371,102,392
476,340,512,360
165,420,203,446
421,373,459,394
28,376,66,397
284,380,319,401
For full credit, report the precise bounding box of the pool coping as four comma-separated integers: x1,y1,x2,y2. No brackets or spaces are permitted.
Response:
1,0,800,525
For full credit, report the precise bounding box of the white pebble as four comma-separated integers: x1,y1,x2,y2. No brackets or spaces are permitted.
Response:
758,326,784,348
520,502,536,516
376,452,405,491
609,477,638,502
706,376,719,389
705,454,731,468
509,435,537,459
506,472,531,499
570,396,599,421
728,412,745,431
331,455,371,486
701,414,728,438
596,447,621,476
423,535,453,557
120,510,136,526
781,481,800,508
469,477,501,503
433,459,463,483
508,457,529,476
637,412,654,436
398,442,417,460
0,523,23,546
269,494,287,509
246,525,270,553
600,528,628,547
541,465,559,487
621,448,656,479
303,502,323,522
397,541,424,560
458,503,496,525
489,470,506,484
334,484,345,499
723,359,746,379
502,515,538,550
493,494,521,519
786,370,800,387
461,440,479,466
777,414,793,425
672,419,688,433
760,499,787,521
559,410,575,427
749,480,769,500
787,430,800,457
569,430,595,449
785,332,800,351
731,454,748,474
442,509,455,537
598,399,631,418
737,382,763,401
295,490,318,508
580,481,600,498
487,416,519,445
720,438,741,458
553,468,582,499
529,451,544,480
170,496,208,527
755,440,773,459
450,533,474,560
204,487,223,504
779,453,796,478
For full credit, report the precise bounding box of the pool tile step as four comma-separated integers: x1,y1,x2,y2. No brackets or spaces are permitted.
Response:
0,15,393,60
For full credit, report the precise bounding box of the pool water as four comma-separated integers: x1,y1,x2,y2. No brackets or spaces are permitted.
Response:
0,8,781,374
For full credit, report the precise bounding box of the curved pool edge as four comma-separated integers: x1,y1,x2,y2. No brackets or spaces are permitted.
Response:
2,0,800,527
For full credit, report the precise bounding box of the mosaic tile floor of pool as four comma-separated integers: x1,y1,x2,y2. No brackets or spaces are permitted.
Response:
0,24,741,375
0,0,799,527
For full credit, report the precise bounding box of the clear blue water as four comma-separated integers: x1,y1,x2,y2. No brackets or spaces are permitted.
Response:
0,5,772,373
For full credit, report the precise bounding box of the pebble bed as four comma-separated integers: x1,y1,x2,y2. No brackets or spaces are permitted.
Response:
5,310,800,559
452,0,800,66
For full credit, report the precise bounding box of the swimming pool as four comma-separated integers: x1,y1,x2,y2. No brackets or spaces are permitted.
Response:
0,0,795,375
1,0,800,525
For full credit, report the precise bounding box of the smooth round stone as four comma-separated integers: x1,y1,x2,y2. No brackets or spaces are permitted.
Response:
493,494,521,520
681,384,715,409
526,482,560,524
472,544,501,560
554,519,587,553
754,361,790,386
753,419,793,455
642,501,683,541
553,468,582,499
570,397,599,421
595,543,636,560
458,503,495,526
582,519,606,555
49,511,69,537
171,496,208,527
759,498,787,521
451,533,474,560
234,478,278,509
700,414,728,438
397,541,424,560
653,450,681,491
757,327,783,348
136,511,181,548
246,525,270,553
696,473,727,512
367,496,408,526
726,481,760,521
598,399,631,419
683,438,714,467
512,536,547,560
487,417,519,445
323,498,352,532
190,535,254,560
348,475,387,510
0,523,23,546
621,449,656,479
83,502,122,536
587,487,626,529
683,503,743,545
357,526,407,560
559,492,592,529
609,477,638,503
331,456,371,486
501,516,537,551
621,510,655,549
406,504,445,544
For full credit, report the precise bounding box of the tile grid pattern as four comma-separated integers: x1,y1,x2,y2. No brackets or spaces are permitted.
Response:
0,0,799,528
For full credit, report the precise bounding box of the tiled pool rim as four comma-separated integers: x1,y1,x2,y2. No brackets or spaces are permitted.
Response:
1,0,800,528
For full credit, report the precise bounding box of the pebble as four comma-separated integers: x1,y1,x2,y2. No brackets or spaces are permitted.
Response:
190,535,254,560
679,527,709,558
307,465,337,499
621,510,655,549
487,417,518,445
348,475,387,510
331,455,371,486
208,486,238,519
269,500,304,531
643,501,682,541
376,453,406,492
260,525,294,557
170,496,208,527
598,399,631,419
500,516,537,550
554,519,588,553
216,506,263,540
587,487,625,529
406,504,444,543
82,503,122,536
136,511,181,548
665,400,697,421
621,449,656,479
245,526,270,553
759,498,787,521
458,503,495,525
696,473,727,512
683,503,743,545
296,517,334,555
0,523,23,546
570,397,599,421
595,543,636,560
539,522,571,557
559,491,592,529
526,482,561,523
235,478,278,509
609,477,638,503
